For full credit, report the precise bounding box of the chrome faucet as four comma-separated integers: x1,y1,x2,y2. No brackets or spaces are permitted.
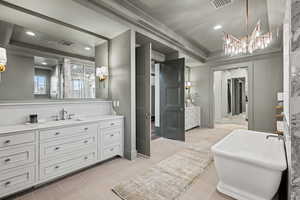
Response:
266,134,285,141
61,108,68,120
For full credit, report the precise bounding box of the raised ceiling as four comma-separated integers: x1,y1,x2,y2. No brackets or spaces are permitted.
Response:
0,0,130,60
127,0,281,53
1,0,129,39
11,25,97,57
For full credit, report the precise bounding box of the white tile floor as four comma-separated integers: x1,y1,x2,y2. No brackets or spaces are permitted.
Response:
12,124,241,200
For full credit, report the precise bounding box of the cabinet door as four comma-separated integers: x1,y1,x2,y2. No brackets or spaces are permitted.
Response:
0,166,35,198
40,151,96,181
0,132,35,148
0,145,35,170
40,124,97,141
40,134,97,160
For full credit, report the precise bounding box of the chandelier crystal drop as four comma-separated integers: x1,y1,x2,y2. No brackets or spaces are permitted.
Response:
223,0,273,56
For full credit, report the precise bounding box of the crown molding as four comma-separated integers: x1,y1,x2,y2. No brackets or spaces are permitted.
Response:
74,0,207,62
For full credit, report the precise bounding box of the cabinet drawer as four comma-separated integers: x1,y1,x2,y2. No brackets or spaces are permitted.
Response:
0,166,35,198
102,144,121,160
102,128,122,147
0,145,35,170
40,134,97,160
40,124,97,141
40,151,96,181
100,119,122,129
0,132,35,148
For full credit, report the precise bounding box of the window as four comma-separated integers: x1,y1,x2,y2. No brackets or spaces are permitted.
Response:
66,63,95,99
34,75,47,95
71,79,84,98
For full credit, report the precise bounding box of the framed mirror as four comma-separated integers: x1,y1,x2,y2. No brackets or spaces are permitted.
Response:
0,4,109,101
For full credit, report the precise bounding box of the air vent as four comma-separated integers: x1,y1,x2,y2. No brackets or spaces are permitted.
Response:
58,40,73,46
210,0,233,9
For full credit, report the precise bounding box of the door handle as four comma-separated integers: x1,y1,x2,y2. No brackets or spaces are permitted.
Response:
145,113,151,119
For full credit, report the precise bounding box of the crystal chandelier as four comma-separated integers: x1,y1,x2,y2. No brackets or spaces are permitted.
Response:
223,0,273,56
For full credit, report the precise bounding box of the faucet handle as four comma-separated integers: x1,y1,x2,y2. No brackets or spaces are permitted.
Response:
68,114,75,120
51,115,59,121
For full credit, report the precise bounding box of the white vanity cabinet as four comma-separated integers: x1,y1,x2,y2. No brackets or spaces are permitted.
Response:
185,106,201,131
0,116,124,199
0,131,37,198
38,123,98,182
98,119,124,161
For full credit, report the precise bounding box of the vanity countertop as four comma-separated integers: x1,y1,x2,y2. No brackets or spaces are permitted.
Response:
0,115,124,135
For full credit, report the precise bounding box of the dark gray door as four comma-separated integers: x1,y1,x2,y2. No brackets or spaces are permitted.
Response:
160,58,185,141
136,43,151,157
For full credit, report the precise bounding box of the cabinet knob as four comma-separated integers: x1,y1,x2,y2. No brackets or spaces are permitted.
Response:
4,181,11,186
55,132,60,136
54,147,60,151
4,158,10,163
110,123,115,126
84,127,88,131
55,166,60,169
4,140,10,144
110,134,114,137
84,140,88,144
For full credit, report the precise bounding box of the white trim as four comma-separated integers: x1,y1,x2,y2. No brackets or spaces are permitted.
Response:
0,100,112,107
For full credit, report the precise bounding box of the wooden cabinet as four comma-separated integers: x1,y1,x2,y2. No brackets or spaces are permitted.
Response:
98,119,124,161
0,144,35,171
0,166,35,197
185,107,201,131
0,131,36,198
0,132,35,148
0,116,124,198
39,151,97,181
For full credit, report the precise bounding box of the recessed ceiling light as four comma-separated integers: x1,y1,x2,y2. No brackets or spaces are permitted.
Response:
214,25,222,30
26,31,36,36
85,47,91,51
41,62,47,65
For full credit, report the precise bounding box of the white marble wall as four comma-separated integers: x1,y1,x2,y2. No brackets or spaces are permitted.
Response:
0,101,112,126
291,0,300,199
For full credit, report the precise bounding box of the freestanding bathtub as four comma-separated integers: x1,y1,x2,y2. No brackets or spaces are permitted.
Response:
211,129,287,200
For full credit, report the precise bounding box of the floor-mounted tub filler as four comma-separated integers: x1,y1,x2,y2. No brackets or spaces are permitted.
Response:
212,129,287,200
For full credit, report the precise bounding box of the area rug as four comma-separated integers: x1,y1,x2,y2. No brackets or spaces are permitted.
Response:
112,145,213,200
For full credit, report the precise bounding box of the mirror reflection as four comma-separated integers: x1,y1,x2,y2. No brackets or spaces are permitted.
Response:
0,16,109,101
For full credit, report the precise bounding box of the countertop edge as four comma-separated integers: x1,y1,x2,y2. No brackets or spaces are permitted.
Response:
0,115,124,135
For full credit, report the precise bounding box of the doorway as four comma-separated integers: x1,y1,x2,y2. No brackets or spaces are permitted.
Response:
213,67,249,128
135,37,185,157
151,60,160,140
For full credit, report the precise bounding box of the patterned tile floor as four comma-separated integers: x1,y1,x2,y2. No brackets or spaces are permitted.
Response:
11,124,241,200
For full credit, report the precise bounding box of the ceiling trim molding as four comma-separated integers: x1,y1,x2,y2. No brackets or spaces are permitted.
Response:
0,0,110,41
75,0,207,62
194,48,282,68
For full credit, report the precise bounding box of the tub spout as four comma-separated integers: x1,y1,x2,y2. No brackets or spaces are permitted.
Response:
266,134,285,141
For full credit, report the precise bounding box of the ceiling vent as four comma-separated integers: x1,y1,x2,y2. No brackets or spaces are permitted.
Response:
58,40,73,46
210,0,233,9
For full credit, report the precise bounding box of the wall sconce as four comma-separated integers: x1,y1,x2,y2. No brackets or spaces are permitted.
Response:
0,47,7,82
185,81,192,89
96,66,108,81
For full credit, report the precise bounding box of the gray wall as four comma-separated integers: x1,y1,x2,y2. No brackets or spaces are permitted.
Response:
0,53,34,100
95,42,109,99
251,55,283,132
191,53,283,132
190,65,211,127
109,30,137,160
